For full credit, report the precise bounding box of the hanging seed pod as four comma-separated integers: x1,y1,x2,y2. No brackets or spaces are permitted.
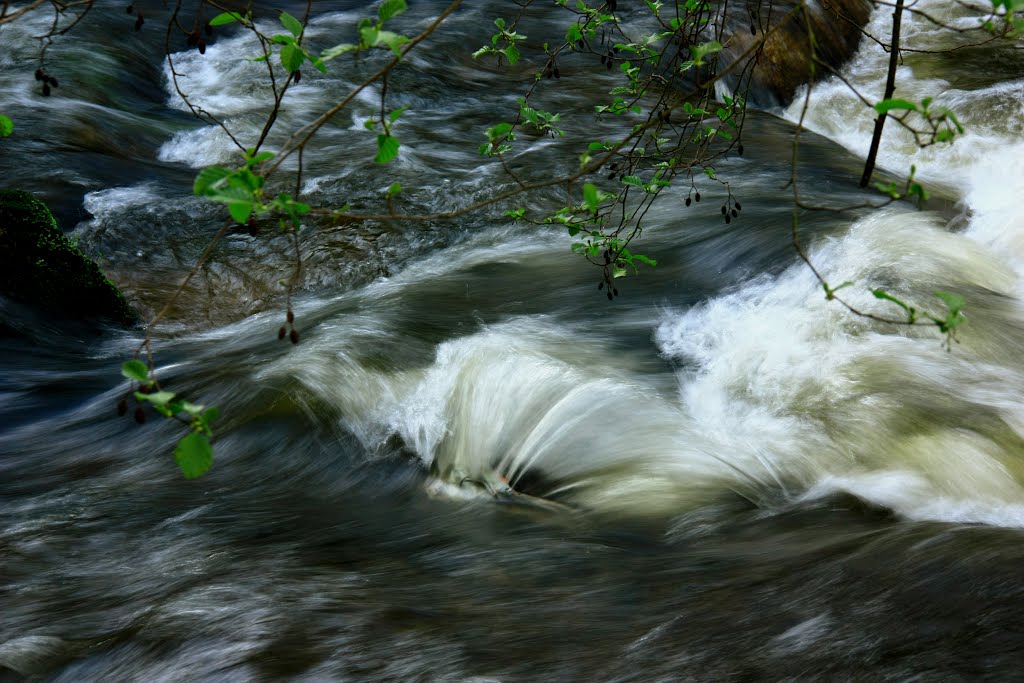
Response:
612,288,619,297
721,205,727,215
117,398,129,416
725,214,732,224
187,31,198,46
293,69,301,83
41,82,51,96
694,191,701,202
34,68,44,81
135,13,144,31
553,67,560,79
607,59,613,71
289,329,300,344
134,405,146,424
126,4,134,13
737,144,744,156
278,326,287,340
734,201,742,211
48,76,58,88
199,40,207,54
731,208,738,217
750,22,757,35
287,309,295,323
685,197,692,207
607,291,613,301
600,54,606,65
598,281,604,291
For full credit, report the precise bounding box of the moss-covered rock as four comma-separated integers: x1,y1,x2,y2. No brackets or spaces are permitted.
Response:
0,189,136,325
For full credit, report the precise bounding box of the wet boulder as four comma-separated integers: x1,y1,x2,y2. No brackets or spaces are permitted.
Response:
0,189,136,325
720,0,874,107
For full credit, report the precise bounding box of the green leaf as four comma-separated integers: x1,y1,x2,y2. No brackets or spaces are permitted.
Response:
375,134,400,164
621,175,643,187
228,202,253,224
387,181,402,195
376,30,409,56
566,23,583,43
121,359,150,382
874,98,918,114
632,254,657,266
279,11,304,37
583,183,600,213
202,407,221,424
933,290,965,314
193,166,232,195
321,43,358,61
209,11,244,26
174,432,213,479
389,105,409,123
0,114,12,138
504,43,521,65
280,43,305,72
135,390,176,406
379,0,408,23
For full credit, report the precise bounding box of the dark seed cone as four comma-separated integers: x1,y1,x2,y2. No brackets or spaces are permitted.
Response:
289,329,300,344
731,208,738,217
117,398,129,416
42,83,51,96
607,291,613,301
278,326,287,340
721,205,727,215
694,192,701,202
286,310,295,323
48,77,58,88
612,288,619,297
135,14,144,31
553,68,560,79
134,405,146,425
735,201,742,211
294,70,301,83
126,4,134,14
737,144,744,156
725,214,732,224
198,40,206,55
598,281,604,291
34,68,44,81
685,197,691,207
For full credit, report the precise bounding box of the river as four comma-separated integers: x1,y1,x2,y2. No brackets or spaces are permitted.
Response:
2,0,1024,680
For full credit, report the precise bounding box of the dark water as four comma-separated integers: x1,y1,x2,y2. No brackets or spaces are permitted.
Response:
3,2,1024,680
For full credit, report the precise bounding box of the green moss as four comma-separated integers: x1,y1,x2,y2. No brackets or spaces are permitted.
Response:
0,189,136,325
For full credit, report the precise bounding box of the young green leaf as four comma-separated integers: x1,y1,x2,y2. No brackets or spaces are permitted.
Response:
933,290,965,314
280,43,305,72
583,183,600,213
874,98,918,114
379,0,408,23
228,202,253,224
122,359,150,382
0,114,12,138
174,431,213,479
193,166,233,195
279,11,304,37
209,11,244,26
375,134,400,164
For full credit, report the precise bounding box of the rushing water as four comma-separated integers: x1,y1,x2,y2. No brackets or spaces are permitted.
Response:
2,1,1024,679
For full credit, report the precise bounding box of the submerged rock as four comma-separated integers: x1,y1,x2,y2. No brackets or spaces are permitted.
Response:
0,189,136,325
